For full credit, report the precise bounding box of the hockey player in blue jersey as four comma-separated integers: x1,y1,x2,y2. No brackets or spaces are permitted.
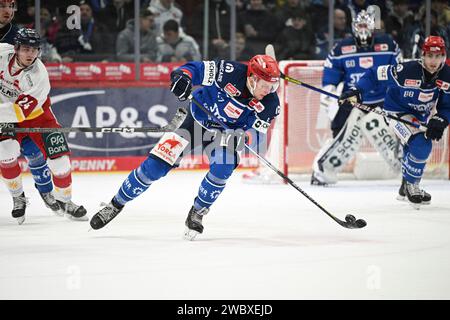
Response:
311,10,402,186
339,36,450,209
90,55,281,239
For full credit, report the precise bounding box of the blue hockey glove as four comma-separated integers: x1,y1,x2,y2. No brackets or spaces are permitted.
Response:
170,70,192,101
426,115,448,141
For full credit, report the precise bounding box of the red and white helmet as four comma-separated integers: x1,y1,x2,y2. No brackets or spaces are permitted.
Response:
247,55,280,83
247,55,280,94
422,36,446,55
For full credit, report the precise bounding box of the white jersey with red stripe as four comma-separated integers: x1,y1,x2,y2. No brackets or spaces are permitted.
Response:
0,43,51,123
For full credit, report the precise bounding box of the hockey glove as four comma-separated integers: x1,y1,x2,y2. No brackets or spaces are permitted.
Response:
170,70,192,101
338,88,361,112
425,115,448,141
0,123,16,139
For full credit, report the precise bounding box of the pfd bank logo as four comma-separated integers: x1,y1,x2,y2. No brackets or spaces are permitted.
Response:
50,90,170,153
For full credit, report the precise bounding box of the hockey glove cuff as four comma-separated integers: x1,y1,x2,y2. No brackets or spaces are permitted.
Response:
170,70,192,101
426,115,448,141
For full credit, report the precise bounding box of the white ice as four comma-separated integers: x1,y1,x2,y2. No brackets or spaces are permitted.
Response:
1,171,450,300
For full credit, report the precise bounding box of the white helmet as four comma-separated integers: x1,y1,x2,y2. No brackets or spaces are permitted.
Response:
352,10,375,47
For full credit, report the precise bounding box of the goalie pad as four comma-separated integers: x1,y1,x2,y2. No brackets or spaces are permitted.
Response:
320,83,343,121
312,108,365,183
361,108,402,173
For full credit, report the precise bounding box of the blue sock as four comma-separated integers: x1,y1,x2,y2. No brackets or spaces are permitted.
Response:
23,145,53,194
114,155,173,206
194,172,227,209
402,134,432,184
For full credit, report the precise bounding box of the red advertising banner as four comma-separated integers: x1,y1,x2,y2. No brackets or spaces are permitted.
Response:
46,63,136,81
46,62,185,83
18,156,259,173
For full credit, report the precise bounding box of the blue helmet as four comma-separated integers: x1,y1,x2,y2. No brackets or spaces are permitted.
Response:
14,28,41,48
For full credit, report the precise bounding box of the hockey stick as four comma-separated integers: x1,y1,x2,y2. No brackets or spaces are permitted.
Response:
189,95,367,229
280,73,428,131
0,107,188,134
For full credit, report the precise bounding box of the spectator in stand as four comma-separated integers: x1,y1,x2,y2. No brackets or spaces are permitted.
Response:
25,7,60,44
211,31,255,60
116,8,157,62
384,0,414,56
275,10,315,60
40,25,62,63
315,8,352,59
409,8,449,59
156,19,201,62
191,0,246,60
275,0,310,33
238,0,277,55
431,0,450,41
99,0,133,35
149,0,183,35
54,0,113,62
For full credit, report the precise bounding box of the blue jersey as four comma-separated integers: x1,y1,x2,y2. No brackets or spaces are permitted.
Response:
323,33,401,104
176,60,280,134
355,60,450,123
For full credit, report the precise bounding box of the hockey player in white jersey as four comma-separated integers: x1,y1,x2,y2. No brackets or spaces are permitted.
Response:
0,28,87,224
311,10,402,186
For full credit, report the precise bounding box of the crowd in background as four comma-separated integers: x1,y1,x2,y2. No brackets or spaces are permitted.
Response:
11,0,450,63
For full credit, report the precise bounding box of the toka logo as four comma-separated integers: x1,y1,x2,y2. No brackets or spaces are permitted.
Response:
436,79,450,90
224,103,243,119
249,98,265,113
404,79,421,87
374,43,389,51
359,57,373,69
224,83,241,97
341,45,356,54
418,92,434,102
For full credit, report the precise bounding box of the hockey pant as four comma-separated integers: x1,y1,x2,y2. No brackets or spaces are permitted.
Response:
388,114,432,184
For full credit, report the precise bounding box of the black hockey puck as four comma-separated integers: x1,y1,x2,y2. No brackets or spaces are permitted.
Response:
345,214,356,224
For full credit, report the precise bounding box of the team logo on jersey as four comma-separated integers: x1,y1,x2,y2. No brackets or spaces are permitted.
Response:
404,79,421,87
374,43,389,51
345,60,356,68
359,57,373,69
225,63,234,73
436,79,450,90
249,98,265,113
377,65,389,80
224,83,241,97
252,118,270,134
341,45,357,54
224,102,243,119
396,64,404,72
418,92,434,102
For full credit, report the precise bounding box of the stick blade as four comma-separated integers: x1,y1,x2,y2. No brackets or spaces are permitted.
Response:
265,44,276,60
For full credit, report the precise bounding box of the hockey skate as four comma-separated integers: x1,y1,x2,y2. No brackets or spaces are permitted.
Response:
183,206,209,241
397,178,431,206
402,181,424,210
39,191,63,216
11,192,29,225
311,161,337,186
89,200,123,230
57,200,88,221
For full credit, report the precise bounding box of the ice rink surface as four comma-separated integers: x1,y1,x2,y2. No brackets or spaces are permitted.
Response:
1,170,450,300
